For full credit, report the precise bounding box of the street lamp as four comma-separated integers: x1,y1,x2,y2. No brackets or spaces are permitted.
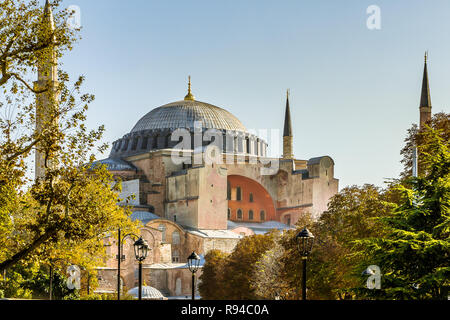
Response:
116,228,139,300
296,227,314,300
187,251,201,300
134,237,149,300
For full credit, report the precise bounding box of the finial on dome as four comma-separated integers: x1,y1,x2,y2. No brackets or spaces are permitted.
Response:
424,51,428,63
184,75,195,101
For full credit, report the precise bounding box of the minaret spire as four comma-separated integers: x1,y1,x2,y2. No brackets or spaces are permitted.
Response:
419,51,432,128
184,75,195,101
282,89,293,159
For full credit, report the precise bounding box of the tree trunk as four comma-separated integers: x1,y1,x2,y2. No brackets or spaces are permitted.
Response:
0,227,57,272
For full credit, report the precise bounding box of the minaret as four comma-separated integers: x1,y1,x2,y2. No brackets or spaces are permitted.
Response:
34,0,59,180
419,52,432,129
282,89,293,159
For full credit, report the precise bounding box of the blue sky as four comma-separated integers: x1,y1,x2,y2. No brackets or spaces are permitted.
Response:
58,0,450,189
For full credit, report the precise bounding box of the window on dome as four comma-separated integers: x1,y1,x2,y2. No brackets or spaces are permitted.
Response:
141,136,148,149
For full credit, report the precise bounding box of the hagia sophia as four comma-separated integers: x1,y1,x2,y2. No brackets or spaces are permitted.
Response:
34,1,434,300
93,78,339,298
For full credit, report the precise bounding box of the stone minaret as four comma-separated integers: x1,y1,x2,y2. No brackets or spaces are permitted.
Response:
282,89,293,159
34,0,59,180
419,52,432,129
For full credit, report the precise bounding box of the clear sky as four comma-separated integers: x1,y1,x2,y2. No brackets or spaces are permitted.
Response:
58,0,450,189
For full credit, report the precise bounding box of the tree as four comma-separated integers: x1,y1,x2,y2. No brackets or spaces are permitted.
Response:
198,249,228,300
400,112,449,179
0,0,76,92
199,232,278,300
0,0,137,278
251,236,290,300
279,186,392,300
354,128,450,299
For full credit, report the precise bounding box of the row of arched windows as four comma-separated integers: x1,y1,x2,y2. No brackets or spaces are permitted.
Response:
228,209,265,221
113,133,267,156
226,183,254,202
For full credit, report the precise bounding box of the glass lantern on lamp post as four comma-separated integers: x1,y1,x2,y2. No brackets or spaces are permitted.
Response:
187,251,201,300
133,237,149,300
295,227,314,300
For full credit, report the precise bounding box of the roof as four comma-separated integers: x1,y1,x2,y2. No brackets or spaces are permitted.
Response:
283,93,292,137
420,57,432,108
227,220,294,235
127,286,166,300
129,211,160,225
146,255,206,270
185,228,243,239
307,156,334,166
91,158,136,171
130,100,247,133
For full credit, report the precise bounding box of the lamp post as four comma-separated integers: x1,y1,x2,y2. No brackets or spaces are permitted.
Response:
187,251,201,300
116,228,140,300
295,227,314,300
134,237,149,300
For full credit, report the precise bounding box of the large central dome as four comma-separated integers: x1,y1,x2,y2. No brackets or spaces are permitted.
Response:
108,78,268,159
130,100,247,133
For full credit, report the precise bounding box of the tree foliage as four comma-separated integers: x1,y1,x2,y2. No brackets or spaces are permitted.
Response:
400,112,449,179
353,128,450,299
0,0,137,298
199,232,278,300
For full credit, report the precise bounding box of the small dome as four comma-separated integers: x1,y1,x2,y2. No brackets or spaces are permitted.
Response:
130,211,159,225
130,100,247,133
127,286,166,300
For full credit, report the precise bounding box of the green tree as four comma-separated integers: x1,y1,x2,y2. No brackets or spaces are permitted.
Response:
199,232,278,300
279,186,392,300
400,112,449,179
354,128,450,299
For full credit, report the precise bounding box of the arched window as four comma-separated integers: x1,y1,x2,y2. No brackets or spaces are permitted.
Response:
152,136,159,149
249,193,254,202
260,210,265,221
175,278,182,296
237,209,243,220
141,136,148,150
236,187,242,201
249,210,254,220
158,224,166,243
172,231,180,245
227,208,231,220
285,214,291,226
227,181,231,200
131,137,138,151
122,139,129,151
172,249,180,263
165,134,171,147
